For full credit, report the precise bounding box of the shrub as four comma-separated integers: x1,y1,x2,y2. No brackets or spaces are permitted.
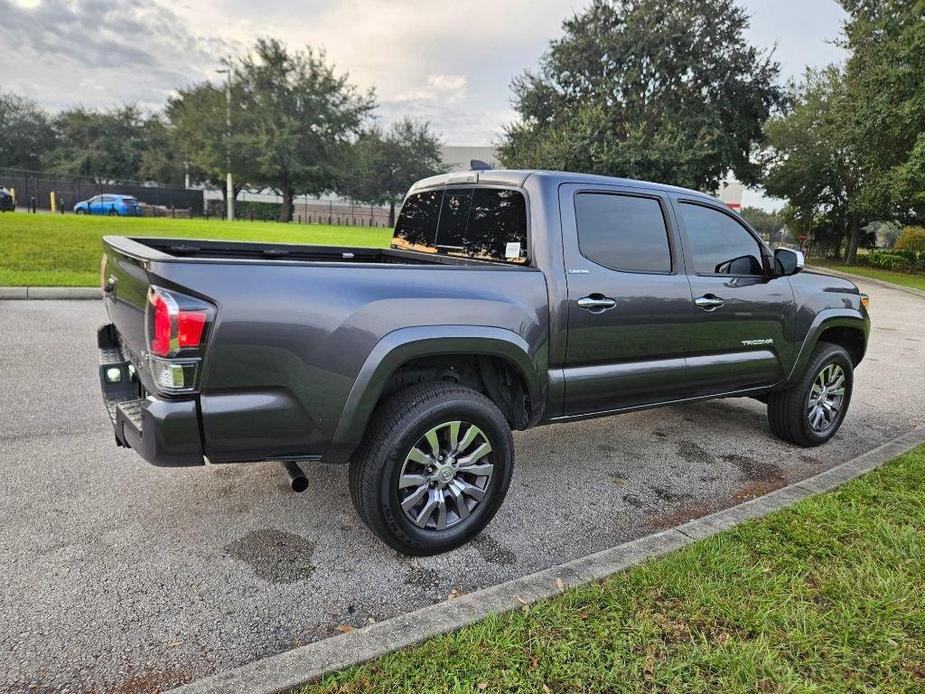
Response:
895,226,925,251
859,251,925,273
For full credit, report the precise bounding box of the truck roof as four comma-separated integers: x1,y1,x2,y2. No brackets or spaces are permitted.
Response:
408,169,719,204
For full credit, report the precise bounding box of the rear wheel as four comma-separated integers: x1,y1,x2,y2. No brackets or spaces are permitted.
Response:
349,382,514,555
767,342,853,446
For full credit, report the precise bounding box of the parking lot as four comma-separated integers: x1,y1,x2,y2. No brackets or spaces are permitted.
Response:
2,278,923,693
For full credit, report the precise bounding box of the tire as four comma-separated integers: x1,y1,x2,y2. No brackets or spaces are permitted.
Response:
349,382,514,556
767,342,853,447
108,208,117,216
75,208,86,215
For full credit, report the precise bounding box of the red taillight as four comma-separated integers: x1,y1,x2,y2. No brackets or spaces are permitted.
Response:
147,286,213,358
150,291,171,356
178,310,206,347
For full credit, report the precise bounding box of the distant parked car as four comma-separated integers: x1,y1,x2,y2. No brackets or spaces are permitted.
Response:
74,194,142,216
0,187,15,212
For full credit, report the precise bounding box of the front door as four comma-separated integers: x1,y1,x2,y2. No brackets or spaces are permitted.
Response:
560,185,697,415
674,198,795,394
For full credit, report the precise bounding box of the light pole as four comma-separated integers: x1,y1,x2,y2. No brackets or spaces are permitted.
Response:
217,67,234,222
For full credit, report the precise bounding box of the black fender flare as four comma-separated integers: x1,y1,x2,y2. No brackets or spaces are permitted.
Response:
323,325,543,464
780,308,869,388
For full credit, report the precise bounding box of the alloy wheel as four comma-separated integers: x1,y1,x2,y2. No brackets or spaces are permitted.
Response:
397,420,494,531
806,363,847,432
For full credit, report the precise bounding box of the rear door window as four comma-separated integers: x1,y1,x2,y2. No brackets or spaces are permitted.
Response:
393,187,528,264
574,193,672,272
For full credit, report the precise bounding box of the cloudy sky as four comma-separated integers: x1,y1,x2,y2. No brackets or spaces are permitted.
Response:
1,0,848,206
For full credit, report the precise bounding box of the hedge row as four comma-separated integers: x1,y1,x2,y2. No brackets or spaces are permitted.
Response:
857,249,925,272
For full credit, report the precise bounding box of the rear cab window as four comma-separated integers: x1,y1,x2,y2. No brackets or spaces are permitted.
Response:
393,187,528,264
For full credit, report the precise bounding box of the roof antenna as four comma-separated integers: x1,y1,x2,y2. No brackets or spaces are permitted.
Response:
470,159,491,171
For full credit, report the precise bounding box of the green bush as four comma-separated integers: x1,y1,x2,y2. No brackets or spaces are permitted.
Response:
859,250,925,273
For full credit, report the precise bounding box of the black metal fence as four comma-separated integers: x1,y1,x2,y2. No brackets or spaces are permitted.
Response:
0,168,204,216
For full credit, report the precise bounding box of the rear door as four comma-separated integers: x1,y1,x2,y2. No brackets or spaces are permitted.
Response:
674,198,795,393
561,184,697,415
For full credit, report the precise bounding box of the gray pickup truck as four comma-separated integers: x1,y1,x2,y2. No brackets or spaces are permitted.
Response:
97,170,869,554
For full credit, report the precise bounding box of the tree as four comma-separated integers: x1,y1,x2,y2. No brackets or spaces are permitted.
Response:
763,67,867,260
764,1,924,263
498,0,783,191
166,81,256,204
739,206,785,241
341,118,445,226
137,115,186,185
231,38,374,221
0,91,55,170
837,0,925,225
44,106,171,182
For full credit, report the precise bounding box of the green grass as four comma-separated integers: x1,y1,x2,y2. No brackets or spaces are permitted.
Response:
810,257,925,292
305,445,925,693
0,212,393,286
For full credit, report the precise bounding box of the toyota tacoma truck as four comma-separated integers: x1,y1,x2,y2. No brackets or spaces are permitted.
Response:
97,170,870,555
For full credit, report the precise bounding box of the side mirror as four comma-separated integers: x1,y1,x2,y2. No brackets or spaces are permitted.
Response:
774,248,804,276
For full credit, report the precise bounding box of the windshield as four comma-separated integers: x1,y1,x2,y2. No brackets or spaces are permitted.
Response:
393,187,528,264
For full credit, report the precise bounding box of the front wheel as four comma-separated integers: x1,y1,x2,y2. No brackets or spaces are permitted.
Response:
350,382,514,555
767,342,853,446
75,208,86,215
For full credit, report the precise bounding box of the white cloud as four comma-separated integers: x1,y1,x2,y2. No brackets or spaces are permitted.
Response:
394,75,467,103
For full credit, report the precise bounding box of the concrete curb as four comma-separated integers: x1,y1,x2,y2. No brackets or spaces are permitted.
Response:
0,286,100,300
170,426,925,694
806,265,925,300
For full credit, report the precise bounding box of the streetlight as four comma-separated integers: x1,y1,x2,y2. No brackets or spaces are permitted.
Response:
217,67,234,222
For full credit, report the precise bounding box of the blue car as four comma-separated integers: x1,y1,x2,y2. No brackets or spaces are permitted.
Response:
74,194,142,216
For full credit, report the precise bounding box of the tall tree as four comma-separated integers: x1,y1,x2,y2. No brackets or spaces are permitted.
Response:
763,67,865,260
231,38,374,221
166,81,256,203
341,118,445,225
498,0,783,191
0,92,55,170
837,0,925,225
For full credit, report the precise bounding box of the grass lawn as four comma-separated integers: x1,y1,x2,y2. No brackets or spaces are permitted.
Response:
810,257,925,292
306,444,925,693
0,212,392,286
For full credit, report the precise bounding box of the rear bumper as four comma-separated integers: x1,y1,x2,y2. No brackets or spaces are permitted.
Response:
98,324,204,467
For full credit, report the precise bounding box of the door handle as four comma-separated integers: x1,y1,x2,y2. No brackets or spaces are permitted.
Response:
577,295,617,312
695,294,725,311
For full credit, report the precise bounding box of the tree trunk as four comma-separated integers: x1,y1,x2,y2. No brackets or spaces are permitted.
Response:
388,201,396,227
280,188,294,223
845,217,861,265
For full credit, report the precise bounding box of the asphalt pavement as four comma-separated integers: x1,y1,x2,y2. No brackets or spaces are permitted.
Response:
2,278,923,692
